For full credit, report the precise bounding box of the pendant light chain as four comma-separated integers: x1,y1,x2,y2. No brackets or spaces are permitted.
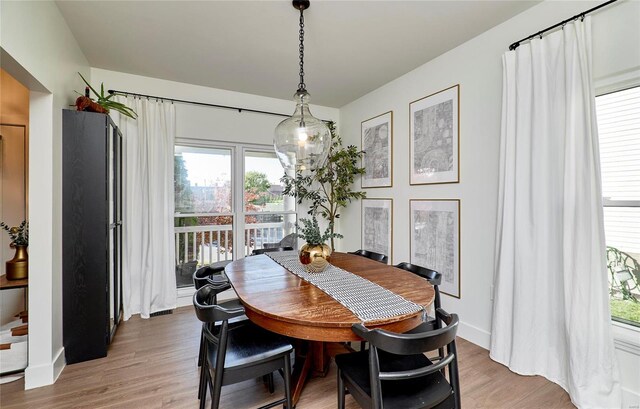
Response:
274,0,331,171
298,8,306,92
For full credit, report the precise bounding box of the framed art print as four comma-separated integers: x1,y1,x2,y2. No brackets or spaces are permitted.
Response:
410,85,459,185
361,111,393,188
410,199,460,298
361,198,393,264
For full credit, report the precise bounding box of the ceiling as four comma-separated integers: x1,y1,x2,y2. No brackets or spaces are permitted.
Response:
56,1,539,108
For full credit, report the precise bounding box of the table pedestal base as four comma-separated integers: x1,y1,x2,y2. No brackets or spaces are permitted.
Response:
289,341,355,407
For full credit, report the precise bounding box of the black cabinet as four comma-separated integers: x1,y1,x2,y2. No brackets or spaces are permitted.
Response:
62,110,123,364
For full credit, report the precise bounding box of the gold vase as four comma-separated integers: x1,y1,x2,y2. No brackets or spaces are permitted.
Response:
299,243,331,273
6,245,28,280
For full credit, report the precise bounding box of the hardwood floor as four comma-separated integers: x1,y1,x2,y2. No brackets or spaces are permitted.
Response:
0,307,574,408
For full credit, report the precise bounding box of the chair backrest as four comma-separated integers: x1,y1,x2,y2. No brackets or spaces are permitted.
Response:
353,308,458,356
394,262,440,284
352,308,460,408
178,260,198,276
263,233,298,250
349,249,388,264
279,233,297,249
193,284,245,324
193,265,227,289
251,246,294,256
395,262,442,309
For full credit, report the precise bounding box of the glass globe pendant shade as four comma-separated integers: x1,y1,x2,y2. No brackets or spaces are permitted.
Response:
274,90,331,171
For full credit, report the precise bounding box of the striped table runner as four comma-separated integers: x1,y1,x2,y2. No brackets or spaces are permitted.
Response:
266,251,425,323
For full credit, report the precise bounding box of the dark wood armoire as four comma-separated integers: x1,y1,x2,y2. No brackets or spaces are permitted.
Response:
62,109,123,364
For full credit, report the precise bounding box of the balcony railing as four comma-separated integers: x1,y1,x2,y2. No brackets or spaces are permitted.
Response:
174,222,288,266
175,224,234,265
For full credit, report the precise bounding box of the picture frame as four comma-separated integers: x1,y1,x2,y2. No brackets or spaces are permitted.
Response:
361,198,393,264
361,111,393,188
409,199,460,298
410,85,459,185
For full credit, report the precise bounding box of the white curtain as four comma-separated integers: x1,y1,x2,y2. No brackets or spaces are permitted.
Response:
490,18,621,408
118,97,177,319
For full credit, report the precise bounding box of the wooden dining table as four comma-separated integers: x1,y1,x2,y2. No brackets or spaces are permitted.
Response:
224,251,435,405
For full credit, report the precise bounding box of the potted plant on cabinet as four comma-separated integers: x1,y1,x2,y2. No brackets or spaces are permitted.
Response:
74,73,138,119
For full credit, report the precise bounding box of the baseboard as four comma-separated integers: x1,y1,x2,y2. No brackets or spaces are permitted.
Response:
52,347,65,383
24,347,65,390
457,320,491,350
622,386,640,409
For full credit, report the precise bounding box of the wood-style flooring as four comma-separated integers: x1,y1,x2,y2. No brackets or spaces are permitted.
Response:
0,306,575,408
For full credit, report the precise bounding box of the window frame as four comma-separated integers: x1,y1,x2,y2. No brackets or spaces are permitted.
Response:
595,72,640,333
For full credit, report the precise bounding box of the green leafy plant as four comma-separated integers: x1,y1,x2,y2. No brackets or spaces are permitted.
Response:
282,121,366,250
77,72,137,119
294,216,342,246
0,220,28,246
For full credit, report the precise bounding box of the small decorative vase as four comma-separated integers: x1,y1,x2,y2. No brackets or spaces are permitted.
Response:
299,243,331,273
6,245,28,280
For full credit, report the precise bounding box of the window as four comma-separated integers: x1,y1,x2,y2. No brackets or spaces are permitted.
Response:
173,144,296,288
596,86,640,327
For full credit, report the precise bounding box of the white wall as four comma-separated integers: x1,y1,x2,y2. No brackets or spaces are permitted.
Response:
338,0,640,404
0,0,90,389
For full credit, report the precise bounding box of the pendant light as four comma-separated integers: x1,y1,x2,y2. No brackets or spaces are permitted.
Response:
274,0,331,172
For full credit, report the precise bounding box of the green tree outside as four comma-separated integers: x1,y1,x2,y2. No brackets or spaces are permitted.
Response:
245,170,271,206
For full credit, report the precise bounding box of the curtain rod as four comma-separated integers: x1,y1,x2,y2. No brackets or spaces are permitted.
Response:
107,89,291,119
508,0,619,51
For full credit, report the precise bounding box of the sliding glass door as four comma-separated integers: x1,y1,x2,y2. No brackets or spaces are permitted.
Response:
173,144,296,288
243,149,297,255
174,145,234,288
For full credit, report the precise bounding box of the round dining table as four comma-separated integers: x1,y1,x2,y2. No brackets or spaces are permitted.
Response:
224,251,435,405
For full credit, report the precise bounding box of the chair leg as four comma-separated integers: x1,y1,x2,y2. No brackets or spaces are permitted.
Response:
210,365,224,409
337,368,345,409
199,363,208,409
198,352,207,401
268,372,275,394
262,373,275,393
283,353,292,409
360,341,367,351
198,331,204,367
198,366,204,400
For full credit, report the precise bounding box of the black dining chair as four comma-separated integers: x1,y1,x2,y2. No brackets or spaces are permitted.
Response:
192,265,245,369
336,308,461,409
394,262,442,332
394,262,445,359
349,249,389,264
251,246,294,256
193,285,293,409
